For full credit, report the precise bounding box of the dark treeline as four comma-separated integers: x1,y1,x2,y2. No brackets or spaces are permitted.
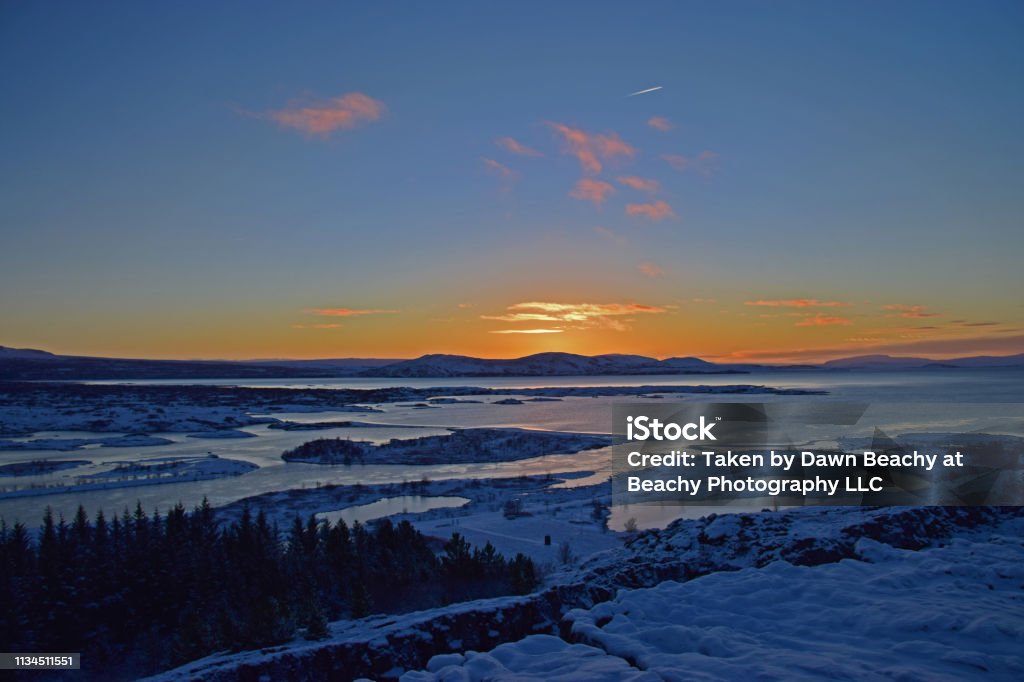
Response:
0,501,538,680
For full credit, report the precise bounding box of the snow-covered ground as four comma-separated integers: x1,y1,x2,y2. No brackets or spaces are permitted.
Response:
411,517,1024,680
143,506,1023,682
0,453,256,499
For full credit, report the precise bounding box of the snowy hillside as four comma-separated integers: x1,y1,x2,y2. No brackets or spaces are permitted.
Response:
144,505,1022,681
410,518,1024,680
362,353,741,377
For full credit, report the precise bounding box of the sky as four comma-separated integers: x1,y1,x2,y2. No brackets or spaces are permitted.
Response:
1,1,1022,362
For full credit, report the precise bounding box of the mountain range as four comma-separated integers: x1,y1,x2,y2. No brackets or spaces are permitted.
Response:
1,346,1022,381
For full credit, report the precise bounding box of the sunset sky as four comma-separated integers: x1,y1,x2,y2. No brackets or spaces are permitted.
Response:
1,2,1022,362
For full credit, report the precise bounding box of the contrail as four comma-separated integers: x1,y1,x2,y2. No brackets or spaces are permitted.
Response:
627,86,663,97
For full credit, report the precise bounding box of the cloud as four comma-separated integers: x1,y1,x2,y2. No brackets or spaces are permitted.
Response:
638,261,664,278
496,137,542,157
307,308,399,317
482,157,517,180
489,328,564,334
313,323,342,329
481,313,562,322
745,299,849,308
547,122,636,174
617,176,660,194
795,314,852,327
494,301,667,332
594,226,627,245
647,116,673,132
625,200,675,221
662,151,718,175
569,178,615,205
883,304,939,319
457,303,473,309
265,92,385,136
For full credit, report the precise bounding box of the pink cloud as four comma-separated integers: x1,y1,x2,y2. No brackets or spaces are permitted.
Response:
625,200,675,221
482,157,518,180
496,137,542,157
647,116,673,132
795,314,852,327
617,176,660,194
569,178,615,205
638,261,664,278
662,150,718,175
745,299,849,308
266,92,385,136
594,226,627,245
883,304,939,319
307,308,399,317
547,122,636,174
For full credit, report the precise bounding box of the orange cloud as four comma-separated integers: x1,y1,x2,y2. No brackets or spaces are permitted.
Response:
482,157,518,180
745,299,849,308
266,92,385,136
481,313,562,322
617,176,660,194
647,116,673,132
625,200,675,221
489,328,564,334
547,122,636,174
662,151,718,175
883,304,939,319
569,178,615,205
308,308,399,317
505,301,667,329
638,261,664,278
795,314,852,327
496,137,542,157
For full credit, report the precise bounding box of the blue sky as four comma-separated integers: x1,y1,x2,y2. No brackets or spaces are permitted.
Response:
1,1,1022,360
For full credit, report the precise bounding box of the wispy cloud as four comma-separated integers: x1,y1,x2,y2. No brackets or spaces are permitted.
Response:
647,116,673,132
638,261,665,278
482,157,518,180
594,226,627,245
495,301,668,332
489,328,564,334
313,323,342,329
795,314,852,327
617,176,660,194
481,313,562,322
496,137,542,157
569,178,615,205
662,151,717,175
307,308,399,317
745,299,849,308
625,200,675,221
264,92,385,136
547,122,636,174
883,304,939,319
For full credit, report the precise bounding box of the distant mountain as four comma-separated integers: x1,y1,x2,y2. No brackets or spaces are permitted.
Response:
0,346,60,361
0,349,395,381
362,352,746,377
822,353,1024,370
246,358,402,371
1,346,1021,381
